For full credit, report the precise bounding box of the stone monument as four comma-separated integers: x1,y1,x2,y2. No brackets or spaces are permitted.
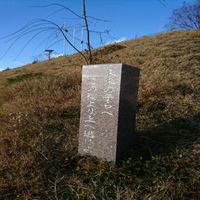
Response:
78,64,140,163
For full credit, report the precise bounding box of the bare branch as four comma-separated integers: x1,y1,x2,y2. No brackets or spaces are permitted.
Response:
0,18,89,63
166,0,200,30
14,29,53,60
32,3,109,23
1,1,112,65
31,3,83,19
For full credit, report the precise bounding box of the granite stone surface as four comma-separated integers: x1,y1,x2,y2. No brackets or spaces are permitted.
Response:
78,64,140,163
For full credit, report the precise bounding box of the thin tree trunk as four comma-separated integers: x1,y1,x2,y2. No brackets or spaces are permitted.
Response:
83,0,92,64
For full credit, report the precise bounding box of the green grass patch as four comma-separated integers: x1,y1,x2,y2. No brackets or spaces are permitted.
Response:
6,72,45,85
0,107,7,114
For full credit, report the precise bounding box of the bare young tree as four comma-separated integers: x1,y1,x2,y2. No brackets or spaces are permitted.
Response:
82,0,92,63
166,0,200,30
0,1,111,64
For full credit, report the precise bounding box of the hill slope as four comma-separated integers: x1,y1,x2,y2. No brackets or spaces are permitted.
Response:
0,30,200,199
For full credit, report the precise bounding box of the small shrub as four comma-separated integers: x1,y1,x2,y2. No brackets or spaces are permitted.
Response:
32,60,38,64
2,67,10,72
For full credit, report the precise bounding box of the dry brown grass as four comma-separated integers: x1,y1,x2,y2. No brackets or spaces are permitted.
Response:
0,30,200,199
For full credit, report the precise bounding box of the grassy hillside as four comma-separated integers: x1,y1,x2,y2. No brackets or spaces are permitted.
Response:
0,30,200,199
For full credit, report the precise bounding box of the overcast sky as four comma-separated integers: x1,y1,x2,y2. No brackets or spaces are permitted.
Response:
0,0,195,70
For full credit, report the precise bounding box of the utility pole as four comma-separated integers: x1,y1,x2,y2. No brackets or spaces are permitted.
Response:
45,49,54,60
63,23,67,55
81,26,84,51
63,36,67,56
72,24,76,52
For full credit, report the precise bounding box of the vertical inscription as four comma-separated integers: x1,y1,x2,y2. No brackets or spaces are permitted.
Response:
79,65,121,161
83,77,97,153
101,68,117,117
